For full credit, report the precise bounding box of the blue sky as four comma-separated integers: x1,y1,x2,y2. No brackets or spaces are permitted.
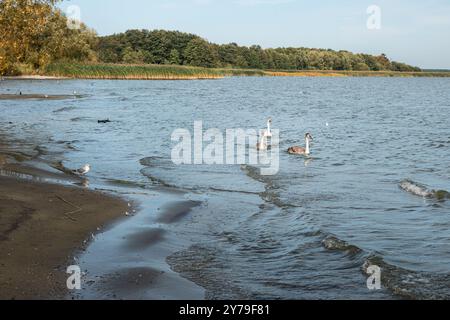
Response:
60,0,450,69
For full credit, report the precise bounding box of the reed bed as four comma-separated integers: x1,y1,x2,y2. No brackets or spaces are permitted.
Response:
44,62,450,80
45,62,265,80
265,70,450,78
265,71,346,77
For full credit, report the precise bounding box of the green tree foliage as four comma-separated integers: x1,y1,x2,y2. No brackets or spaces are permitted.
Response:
0,2,420,75
122,47,151,64
184,38,219,68
167,49,181,65
96,29,420,72
391,61,421,72
96,29,199,65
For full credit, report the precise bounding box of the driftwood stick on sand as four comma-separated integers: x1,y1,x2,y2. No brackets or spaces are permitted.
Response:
55,195,83,221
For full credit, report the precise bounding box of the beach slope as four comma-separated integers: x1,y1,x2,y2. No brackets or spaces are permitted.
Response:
0,176,128,300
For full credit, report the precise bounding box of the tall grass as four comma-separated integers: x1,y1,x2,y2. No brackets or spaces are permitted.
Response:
45,62,265,80
264,69,450,77
44,62,450,79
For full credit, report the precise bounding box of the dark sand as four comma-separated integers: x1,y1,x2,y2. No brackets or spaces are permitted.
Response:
0,140,204,300
1,162,83,184
0,164,128,299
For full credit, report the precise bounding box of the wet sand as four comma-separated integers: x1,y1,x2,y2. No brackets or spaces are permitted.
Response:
0,139,205,300
0,154,128,299
74,192,205,300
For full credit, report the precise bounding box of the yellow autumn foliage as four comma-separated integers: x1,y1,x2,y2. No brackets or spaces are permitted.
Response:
0,0,96,75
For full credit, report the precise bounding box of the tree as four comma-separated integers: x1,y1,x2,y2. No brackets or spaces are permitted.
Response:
0,2,420,75
122,47,146,64
0,0,56,73
183,38,219,68
218,43,240,67
94,29,420,72
0,0,97,75
167,49,181,65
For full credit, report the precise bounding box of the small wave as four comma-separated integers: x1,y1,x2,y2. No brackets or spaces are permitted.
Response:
167,244,255,299
240,164,275,186
321,235,362,255
2,151,32,162
363,255,450,300
399,179,450,201
139,156,169,167
33,145,51,156
399,180,433,197
241,164,289,207
70,117,91,122
53,140,79,150
321,234,450,299
51,161,77,176
434,190,450,201
53,106,77,113
139,168,175,188
105,178,147,189
208,187,260,195
141,167,261,195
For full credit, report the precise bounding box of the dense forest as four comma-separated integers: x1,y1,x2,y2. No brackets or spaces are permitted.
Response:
0,0,421,76
97,29,420,72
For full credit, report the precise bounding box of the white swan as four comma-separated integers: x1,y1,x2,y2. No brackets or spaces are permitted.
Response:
256,135,268,151
262,118,273,138
288,133,313,156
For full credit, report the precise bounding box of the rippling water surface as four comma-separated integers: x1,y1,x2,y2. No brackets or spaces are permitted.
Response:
1,77,449,299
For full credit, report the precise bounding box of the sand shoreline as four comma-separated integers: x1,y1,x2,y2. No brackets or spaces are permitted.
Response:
2,75,68,80
0,138,205,300
0,147,129,300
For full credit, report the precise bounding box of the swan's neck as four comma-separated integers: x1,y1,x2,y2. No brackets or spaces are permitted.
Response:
305,138,310,155
267,121,271,134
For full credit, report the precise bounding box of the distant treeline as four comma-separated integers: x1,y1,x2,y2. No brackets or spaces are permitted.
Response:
97,29,421,72
0,1,421,76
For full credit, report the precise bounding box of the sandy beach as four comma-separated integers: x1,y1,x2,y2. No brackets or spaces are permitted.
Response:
0,135,205,300
0,148,128,300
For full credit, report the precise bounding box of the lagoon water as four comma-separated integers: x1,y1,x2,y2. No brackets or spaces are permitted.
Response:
1,77,450,299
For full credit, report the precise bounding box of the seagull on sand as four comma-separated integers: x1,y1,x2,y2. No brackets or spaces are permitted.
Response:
73,164,91,176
